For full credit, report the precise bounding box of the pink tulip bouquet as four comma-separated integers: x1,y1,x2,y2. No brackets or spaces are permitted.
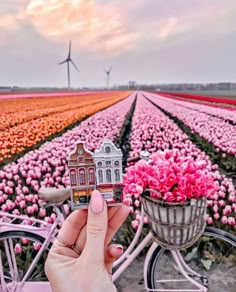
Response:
123,149,218,203
124,149,220,248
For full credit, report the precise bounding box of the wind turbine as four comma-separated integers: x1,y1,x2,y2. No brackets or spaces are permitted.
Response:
104,66,112,89
59,41,79,89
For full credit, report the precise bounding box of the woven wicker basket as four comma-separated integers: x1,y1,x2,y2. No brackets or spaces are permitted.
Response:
142,192,206,249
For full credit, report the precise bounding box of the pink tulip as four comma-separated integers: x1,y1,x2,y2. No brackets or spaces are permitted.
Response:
207,217,213,225
33,242,41,251
218,200,225,207
21,238,29,245
19,201,26,209
228,217,235,226
221,216,228,224
134,199,140,208
213,213,220,220
12,209,21,216
39,208,46,218
14,243,22,254
129,206,134,214
131,219,139,230
1,204,8,212
143,216,149,224
27,206,35,215
223,206,232,216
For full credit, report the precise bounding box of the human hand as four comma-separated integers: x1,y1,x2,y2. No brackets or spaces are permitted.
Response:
45,190,129,292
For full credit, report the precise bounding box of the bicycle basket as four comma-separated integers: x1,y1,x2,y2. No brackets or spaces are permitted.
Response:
142,194,206,249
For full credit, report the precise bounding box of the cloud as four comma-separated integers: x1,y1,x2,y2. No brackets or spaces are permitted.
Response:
0,0,235,57
22,0,137,56
157,17,180,40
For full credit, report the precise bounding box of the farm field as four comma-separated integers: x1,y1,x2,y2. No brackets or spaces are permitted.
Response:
0,91,130,165
0,90,235,291
0,90,235,232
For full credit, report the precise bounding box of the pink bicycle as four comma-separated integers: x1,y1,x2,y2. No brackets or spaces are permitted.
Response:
0,185,235,292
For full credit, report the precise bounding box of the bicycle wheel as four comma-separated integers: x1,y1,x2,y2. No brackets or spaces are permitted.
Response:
0,230,51,286
146,227,236,292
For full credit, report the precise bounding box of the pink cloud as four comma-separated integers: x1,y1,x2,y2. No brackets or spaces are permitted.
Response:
23,0,137,56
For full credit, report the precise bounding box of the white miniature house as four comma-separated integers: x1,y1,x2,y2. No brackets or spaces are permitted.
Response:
93,139,123,202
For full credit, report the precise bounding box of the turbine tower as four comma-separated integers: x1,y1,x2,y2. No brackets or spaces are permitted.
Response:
59,41,79,89
104,66,112,89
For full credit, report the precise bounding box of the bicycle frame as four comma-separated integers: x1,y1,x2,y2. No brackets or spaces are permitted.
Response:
0,209,64,292
113,206,208,291
0,205,231,292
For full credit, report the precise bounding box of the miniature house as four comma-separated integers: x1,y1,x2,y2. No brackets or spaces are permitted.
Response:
93,139,123,203
68,139,123,209
68,141,96,207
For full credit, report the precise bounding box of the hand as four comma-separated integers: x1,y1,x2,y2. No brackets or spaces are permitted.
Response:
45,190,129,292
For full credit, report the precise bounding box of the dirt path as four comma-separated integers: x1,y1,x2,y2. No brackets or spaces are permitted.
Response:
114,256,145,292
114,253,236,292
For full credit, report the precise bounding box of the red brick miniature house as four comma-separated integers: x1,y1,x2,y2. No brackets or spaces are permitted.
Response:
68,141,96,208
68,139,123,209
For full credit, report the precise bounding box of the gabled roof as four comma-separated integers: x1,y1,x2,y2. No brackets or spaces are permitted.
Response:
68,141,93,160
93,139,122,159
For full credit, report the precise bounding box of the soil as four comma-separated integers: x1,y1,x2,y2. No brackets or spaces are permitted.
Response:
115,255,146,292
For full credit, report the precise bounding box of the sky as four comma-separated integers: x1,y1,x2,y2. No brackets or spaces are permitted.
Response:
0,0,236,88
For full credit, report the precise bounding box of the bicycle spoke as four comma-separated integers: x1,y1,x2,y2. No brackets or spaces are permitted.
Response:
0,231,49,288
147,233,236,291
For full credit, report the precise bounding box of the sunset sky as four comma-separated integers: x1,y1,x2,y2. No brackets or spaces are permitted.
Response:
0,0,236,88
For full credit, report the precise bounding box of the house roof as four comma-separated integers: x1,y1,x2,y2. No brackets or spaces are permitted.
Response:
93,139,122,159
68,141,93,160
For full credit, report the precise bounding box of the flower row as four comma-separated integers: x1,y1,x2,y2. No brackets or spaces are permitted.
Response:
0,93,136,222
147,93,236,155
0,92,129,163
123,93,236,230
158,93,236,124
157,92,236,106
0,92,126,131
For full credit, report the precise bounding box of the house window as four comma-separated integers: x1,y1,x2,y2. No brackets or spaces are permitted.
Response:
70,169,77,186
106,161,111,166
78,157,84,164
114,169,120,182
106,169,112,183
79,168,86,185
97,161,102,167
89,168,95,184
98,170,103,183
114,160,119,166
105,146,111,153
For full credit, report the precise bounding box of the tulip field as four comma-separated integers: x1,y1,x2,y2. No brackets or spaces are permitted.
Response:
0,91,130,164
0,90,235,234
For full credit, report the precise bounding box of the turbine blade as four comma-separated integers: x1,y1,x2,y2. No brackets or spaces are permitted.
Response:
104,69,108,73
109,66,112,73
70,59,79,71
58,59,67,65
68,40,71,58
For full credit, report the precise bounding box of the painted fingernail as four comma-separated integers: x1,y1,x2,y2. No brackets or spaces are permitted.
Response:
90,190,104,214
114,244,123,251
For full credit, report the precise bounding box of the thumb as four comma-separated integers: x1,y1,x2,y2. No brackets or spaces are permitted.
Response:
83,190,107,260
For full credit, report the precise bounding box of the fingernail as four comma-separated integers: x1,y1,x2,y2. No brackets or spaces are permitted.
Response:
90,190,104,214
114,244,123,252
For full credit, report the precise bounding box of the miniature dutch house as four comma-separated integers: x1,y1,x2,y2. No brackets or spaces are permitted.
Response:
68,141,96,208
68,139,123,209
93,139,123,205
